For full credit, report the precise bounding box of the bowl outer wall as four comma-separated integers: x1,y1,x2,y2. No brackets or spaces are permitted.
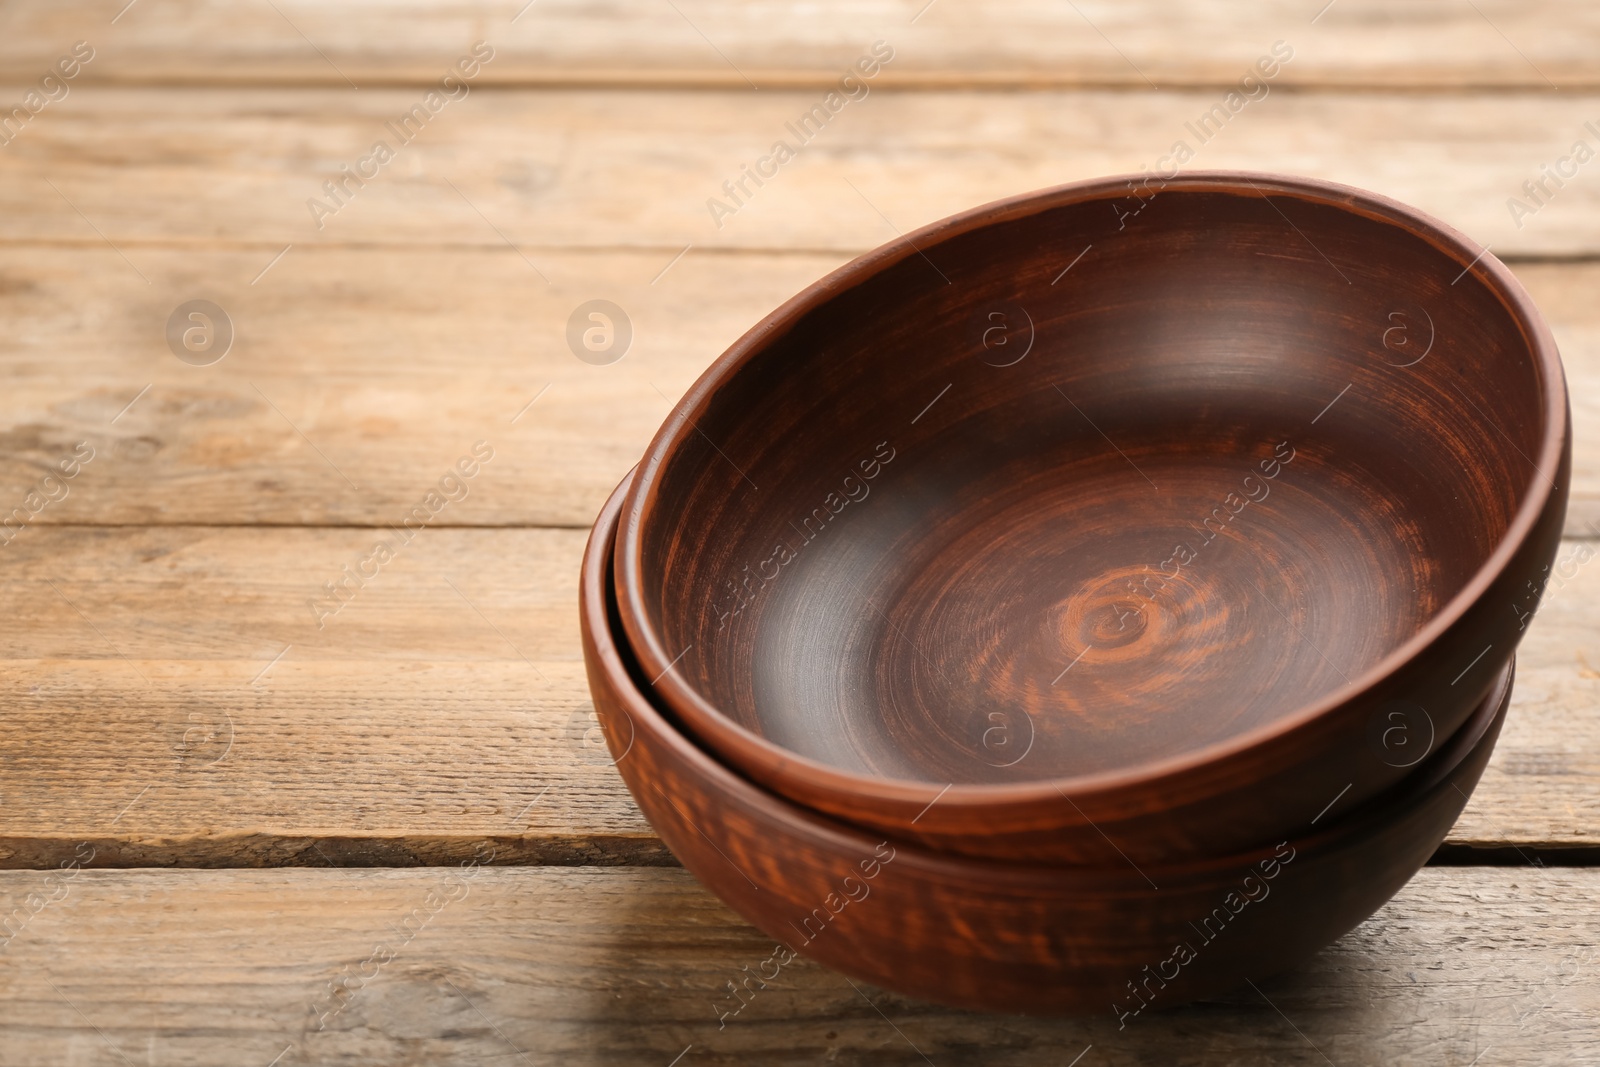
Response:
587,469,1515,1015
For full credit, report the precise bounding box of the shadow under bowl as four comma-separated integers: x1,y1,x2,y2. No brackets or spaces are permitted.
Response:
616,171,1566,863
587,469,1515,1015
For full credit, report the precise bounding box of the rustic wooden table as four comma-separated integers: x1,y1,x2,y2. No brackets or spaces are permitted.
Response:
0,2,1596,1063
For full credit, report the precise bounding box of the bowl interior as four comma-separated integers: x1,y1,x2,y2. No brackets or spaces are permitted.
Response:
598,469,1513,881
631,177,1552,787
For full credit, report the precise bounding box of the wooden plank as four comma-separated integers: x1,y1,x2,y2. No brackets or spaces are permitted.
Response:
0,865,1594,1064
0,525,661,869
1,526,1595,868
2,1,1597,89
1515,262,1600,537
5,89,1600,258
1,250,1598,534
0,246,830,529
1451,530,1600,851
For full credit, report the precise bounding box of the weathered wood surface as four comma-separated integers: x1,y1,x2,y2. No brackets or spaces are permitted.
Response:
0,526,1593,869
0,526,663,868
0,866,1594,1065
0,0,1596,1058
4,89,1600,256
1,251,1598,533
2,0,1596,89
0,247,824,529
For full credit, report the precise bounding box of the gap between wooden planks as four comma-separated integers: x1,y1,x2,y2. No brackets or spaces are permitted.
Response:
0,249,1596,533
0,865,1593,1065
1,0,1595,89
0,526,1594,869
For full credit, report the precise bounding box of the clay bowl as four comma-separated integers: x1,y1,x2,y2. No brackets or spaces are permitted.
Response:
585,470,1514,1015
615,171,1567,864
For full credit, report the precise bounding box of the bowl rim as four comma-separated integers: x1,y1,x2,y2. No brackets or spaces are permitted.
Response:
593,470,1514,885
615,169,1565,814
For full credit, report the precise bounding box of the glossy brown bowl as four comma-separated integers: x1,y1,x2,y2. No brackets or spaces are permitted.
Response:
586,471,1514,1015
616,171,1567,864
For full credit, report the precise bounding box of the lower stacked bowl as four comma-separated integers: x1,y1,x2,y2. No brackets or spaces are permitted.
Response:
583,470,1514,1015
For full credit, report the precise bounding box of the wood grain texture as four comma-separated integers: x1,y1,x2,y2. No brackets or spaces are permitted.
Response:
0,245,821,528
0,526,1595,869
2,0,1596,89
5,89,1600,258
0,865,1594,1064
0,525,662,869
1,249,1599,533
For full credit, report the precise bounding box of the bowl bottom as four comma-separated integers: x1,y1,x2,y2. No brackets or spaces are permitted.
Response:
749,440,1450,784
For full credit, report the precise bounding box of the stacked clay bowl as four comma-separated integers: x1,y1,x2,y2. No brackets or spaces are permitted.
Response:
581,173,1570,1010
586,470,1515,1014
613,171,1568,864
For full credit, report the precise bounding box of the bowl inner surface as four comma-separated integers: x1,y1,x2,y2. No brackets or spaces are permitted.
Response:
638,181,1548,786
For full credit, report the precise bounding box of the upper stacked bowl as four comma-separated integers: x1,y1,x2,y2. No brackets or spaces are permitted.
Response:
615,172,1569,864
